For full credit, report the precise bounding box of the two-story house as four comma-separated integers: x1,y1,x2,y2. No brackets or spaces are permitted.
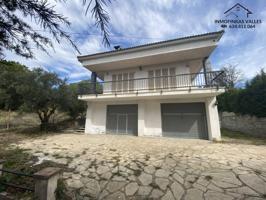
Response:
77,30,225,141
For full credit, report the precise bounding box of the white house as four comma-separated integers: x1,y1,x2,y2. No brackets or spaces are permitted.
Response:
77,30,225,141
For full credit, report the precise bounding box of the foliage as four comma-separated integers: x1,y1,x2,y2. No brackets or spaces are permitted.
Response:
0,147,35,196
62,82,87,120
61,80,103,120
56,179,71,200
77,79,103,94
0,60,93,130
18,68,68,131
237,70,266,118
0,0,111,58
0,60,29,110
217,89,241,113
218,70,266,118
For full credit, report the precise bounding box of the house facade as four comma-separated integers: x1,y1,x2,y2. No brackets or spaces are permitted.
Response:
77,31,225,141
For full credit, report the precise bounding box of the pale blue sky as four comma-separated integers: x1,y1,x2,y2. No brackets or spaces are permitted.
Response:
5,0,266,83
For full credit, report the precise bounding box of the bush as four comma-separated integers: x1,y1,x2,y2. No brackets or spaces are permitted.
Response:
218,70,266,118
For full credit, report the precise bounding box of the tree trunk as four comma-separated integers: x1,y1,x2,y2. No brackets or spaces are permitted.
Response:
40,117,49,132
6,109,11,130
38,108,56,132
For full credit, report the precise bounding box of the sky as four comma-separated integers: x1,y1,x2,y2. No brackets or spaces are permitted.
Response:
4,0,266,83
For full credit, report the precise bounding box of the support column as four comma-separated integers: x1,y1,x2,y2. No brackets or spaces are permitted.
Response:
202,57,208,86
34,167,62,200
138,101,145,136
85,102,93,134
205,96,221,141
91,72,97,94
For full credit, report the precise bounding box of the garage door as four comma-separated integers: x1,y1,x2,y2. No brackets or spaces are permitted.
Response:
161,103,208,139
106,104,138,135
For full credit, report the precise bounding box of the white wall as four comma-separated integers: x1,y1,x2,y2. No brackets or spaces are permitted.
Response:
85,102,106,134
142,100,162,136
84,97,222,140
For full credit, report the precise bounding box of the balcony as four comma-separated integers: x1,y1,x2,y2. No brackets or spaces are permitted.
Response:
78,71,225,98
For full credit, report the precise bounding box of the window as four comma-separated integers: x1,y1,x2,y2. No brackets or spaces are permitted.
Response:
148,71,154,89
169,68,177,87
111,72,134,92
148,68,176,90
129,73,134,91
112,74,117,92
162,68,169,88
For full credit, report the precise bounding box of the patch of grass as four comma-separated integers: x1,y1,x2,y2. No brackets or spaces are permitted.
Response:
82,150,86,155
112,156,120,162
109,148,117,152
133,169,142,176
56,179,72,200
53,153,64,159
205,175,213,181
221,128,266,145
0,131,71,198
149,182,160,189
145,155,150,161
112,170,123,177
168,154,173,159
254,169,262,175
0,148,36,198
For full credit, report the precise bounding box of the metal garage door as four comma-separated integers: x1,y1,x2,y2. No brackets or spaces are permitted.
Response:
106,104,138,135
161,103,208,139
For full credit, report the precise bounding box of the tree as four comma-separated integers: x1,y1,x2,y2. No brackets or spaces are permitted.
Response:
217,88,241,113
0,60,29,129
62,80,103,121
221,64,243,89
237,69,266,117
63,82,87,121
0,0,111,59
217,69,266,118
19,68,67,131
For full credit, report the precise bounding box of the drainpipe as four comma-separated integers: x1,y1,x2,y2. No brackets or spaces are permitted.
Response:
91,71,97,94
202,57,208,86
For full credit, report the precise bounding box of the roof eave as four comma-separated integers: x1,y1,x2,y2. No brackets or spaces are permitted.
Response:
77,30,224,62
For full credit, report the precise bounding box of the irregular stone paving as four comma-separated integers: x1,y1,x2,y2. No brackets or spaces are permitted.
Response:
16,134,266,200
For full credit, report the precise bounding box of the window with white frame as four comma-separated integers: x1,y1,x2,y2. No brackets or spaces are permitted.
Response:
111,72,134,92
148,67,176,90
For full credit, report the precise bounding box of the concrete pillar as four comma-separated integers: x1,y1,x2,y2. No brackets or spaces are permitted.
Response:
0,160,5,176
85,102,92,134
138,101,145,136
91,72,97,94
34,167,62,200
202,57,208,86
205,96,221,141
144,101,162,137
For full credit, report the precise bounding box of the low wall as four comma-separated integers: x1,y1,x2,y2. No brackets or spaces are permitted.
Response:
220,112,266,137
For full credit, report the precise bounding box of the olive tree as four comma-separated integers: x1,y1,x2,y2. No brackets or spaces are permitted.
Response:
19,68,67,131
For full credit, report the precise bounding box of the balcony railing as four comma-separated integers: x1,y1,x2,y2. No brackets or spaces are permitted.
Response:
78,71,225,95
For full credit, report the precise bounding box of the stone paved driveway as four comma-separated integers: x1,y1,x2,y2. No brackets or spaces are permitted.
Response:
17,134,266,200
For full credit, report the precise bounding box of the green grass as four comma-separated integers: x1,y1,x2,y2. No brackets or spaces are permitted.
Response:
221,128,266,145
0,131,71,199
